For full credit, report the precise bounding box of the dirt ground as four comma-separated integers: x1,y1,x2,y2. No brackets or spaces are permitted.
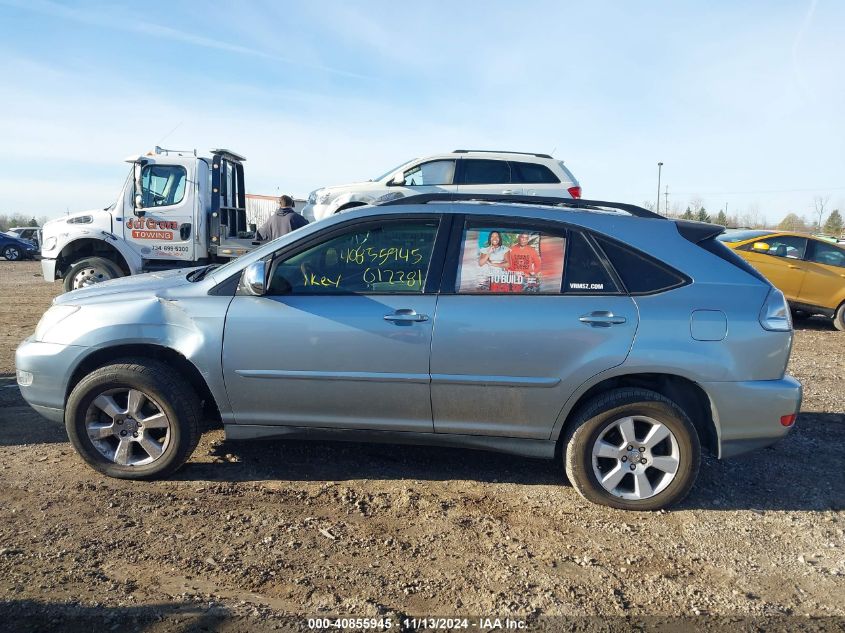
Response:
0,260,843,632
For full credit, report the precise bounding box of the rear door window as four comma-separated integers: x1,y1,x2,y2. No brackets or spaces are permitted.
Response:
564,231,620,294
455,222,566,293
460,160,512,185
806,240,845,268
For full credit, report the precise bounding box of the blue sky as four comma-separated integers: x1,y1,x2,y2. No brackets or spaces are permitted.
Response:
0,0,842,224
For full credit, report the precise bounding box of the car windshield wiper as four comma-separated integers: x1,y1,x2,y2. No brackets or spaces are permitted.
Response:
187,264,220,282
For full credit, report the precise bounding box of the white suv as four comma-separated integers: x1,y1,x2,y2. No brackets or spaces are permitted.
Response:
303,150,581,221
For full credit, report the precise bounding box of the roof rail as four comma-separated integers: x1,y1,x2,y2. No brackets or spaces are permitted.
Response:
377,193,665,219
452,149,553,159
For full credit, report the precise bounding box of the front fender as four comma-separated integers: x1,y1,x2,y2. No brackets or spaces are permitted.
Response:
41,295,234,420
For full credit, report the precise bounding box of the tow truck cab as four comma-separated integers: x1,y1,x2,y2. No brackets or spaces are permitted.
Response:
40,147,258,291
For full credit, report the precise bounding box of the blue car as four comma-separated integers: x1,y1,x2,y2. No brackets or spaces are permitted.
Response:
1,231,38,261
16,195,801,510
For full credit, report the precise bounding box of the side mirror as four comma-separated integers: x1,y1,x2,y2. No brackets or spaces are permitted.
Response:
243,260,267,296
752,242,770,252
133,162,145,217
389,173,405,186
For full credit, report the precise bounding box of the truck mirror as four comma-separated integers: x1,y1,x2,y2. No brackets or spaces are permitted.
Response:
133,162,145,216
243,261,267,296
389,173,405,186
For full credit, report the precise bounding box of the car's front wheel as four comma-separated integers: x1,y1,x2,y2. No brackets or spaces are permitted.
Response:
564,388,701,510
3,245,22,261
65,359,202,479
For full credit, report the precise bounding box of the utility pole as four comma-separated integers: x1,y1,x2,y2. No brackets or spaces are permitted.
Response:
664,186,669,217
656,162,664,214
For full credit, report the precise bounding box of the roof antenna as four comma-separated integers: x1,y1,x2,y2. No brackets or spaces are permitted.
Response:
156,121,183,146
549,146,557,156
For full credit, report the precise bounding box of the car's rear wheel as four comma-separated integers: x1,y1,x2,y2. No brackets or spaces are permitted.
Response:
63,256,122,292
564,388,701,510
3,245,22,261
65,359,202,479
833,302,845,332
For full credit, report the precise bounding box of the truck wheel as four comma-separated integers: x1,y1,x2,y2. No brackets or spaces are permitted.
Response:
65,359,202,479
563,388,701,511
833,303,845,332
63,257,122,291
3,245,22,261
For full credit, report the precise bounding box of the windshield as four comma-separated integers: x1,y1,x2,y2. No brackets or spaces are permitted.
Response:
372,158,417,182
717,229,775,243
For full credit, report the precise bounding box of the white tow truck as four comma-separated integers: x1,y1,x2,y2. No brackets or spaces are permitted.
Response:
40,147,260,291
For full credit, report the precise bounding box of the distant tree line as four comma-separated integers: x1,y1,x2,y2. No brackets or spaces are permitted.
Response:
0,213,48,232
643,195,842,236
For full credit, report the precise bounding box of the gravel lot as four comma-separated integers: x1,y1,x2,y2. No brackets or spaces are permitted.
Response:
0,260,843,631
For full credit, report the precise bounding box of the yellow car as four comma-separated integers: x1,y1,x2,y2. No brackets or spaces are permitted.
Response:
719,230,845,330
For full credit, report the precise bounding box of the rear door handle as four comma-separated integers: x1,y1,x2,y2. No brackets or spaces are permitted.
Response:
579,311,627,327
384,308,429,323
501,189,519,194
788,264,800,269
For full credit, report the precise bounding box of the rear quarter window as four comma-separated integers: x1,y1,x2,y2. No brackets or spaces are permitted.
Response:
510,162,560,184
593,235,687,294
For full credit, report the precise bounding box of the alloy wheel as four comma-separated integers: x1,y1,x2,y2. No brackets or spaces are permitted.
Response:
85,388,171,466
591,415,680,500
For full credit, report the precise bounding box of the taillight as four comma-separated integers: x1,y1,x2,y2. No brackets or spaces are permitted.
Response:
759,288,792,331
567,186,582,199
780,414,797,427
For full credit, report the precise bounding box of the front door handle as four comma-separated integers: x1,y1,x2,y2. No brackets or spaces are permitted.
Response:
384,309,429,323
579,311,627,327
788,264,800,269
501,189,519,194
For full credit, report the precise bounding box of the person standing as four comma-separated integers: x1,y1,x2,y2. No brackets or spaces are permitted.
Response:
256,194,309,241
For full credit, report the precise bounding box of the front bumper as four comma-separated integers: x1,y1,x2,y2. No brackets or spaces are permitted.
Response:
704,375,802,458
41,258,57,282
15,336,88,422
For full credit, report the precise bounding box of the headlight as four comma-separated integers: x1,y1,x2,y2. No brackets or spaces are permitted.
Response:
43,237,57,250
315,190,334,205
35,305,80,342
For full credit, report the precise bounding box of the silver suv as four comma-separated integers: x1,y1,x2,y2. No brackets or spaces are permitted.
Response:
302,150,581,222
15,195,801,510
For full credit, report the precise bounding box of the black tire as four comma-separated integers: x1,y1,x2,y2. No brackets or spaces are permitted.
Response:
62,256,123,292
833,303,845,332
563,388,701,511
3,245,22,261
65,358,202,479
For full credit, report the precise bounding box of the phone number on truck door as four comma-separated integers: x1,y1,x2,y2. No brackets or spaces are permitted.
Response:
153,244,189,254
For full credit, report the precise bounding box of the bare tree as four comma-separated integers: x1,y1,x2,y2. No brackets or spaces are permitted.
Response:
739,203,762,229
813,195,829,231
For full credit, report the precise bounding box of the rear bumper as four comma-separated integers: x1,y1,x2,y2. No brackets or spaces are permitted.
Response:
41,258,57,282
703,376,802,458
